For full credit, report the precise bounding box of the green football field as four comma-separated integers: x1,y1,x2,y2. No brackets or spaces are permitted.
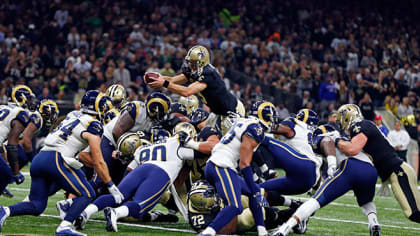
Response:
1,171,420,236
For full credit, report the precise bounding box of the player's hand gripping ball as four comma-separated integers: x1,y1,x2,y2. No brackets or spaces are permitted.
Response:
144,72,161,83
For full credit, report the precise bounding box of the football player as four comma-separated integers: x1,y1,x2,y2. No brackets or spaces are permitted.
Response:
335,104,420,223
105,84,128,110
19,99,59,168
146,45,245,134
179,95,200,116
199,101,277,236
0,90,122,236
0,86,32,193
188,180,298,234
261,109,323,198
271,124,380,236
76,122,197,232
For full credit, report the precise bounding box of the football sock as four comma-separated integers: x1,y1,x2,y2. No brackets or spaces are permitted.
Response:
257,225,268,235
84,204,99,219
249,195,266,227
4,207,10,217
115,205,129,220
361,202,378,225
201,227,216,236
293,198,320,222
92,194,117,211
64,196,91,222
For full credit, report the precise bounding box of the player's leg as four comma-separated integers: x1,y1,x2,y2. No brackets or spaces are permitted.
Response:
272,159,353,236
105,164,171,232
79,162,149,227
0,153,13,193
201,162,243,236
260,138,317,194
351,159,380,235
389,162,420,223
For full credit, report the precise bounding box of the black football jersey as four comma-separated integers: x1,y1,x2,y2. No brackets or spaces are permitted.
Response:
183,64,237,116
350,120,402,180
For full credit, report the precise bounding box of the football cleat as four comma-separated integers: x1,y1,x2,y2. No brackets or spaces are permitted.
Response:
369,224,381,236
292,218,308,234
290,199,303,210
270,224,290,236
146,210,179,223
0,204,8,232
2,189,14,198
104,207,118,232
56,199,71,220
56,225,86,236
74,211,88,230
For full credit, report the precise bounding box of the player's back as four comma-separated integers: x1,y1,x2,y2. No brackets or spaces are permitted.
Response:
195,65,237,116
103,101,155,146
43,110,102,161
210,117,264,170
0,104,30,144
133,136,194,182
283,118,321,166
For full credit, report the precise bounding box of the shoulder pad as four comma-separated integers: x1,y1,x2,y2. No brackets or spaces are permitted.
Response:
14,109,30,127
86,120,103,137
244,122,265,143
350,120,365,136
125,102,140,121
30,112,43,129
281,117,296,130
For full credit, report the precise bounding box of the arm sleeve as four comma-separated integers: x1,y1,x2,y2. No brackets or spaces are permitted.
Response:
14,110,30,127
86,120,103,137
178,147,195,160
125,102,139,121
243,123,265,143
30,113,43,130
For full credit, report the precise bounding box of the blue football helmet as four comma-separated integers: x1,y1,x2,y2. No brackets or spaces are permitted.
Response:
150,128,171,142
10,85,36,110
190,108,210,126
249,100,277,130
80,90,113,121
170,102,188,117
296,109,319,128
146,92,171,121
39,99,59,126
313,124,337,139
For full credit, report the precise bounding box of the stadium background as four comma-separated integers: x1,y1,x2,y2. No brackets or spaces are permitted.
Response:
1,0,420,235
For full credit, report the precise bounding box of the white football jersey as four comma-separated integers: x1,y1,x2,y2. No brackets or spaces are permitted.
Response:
29,111,43,132
282,118,322,167
103,101,156,146
128,136,194,182
42,111,103,167
0,104,30,144
209,117,265,170
336,148,372,165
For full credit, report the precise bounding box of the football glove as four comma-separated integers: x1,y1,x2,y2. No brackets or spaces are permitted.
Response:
107,181,124,204
253,192,269,208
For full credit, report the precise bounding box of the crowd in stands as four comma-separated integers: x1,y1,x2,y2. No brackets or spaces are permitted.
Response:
0,0,420,137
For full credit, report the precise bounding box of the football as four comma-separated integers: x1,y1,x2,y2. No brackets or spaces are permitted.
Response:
144,72,161,83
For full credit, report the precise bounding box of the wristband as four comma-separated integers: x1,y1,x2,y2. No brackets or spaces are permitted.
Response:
186,140,200,150
334,138,342,146
163,80,170,88
106,180,114,188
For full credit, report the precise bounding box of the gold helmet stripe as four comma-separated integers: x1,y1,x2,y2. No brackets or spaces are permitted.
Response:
320,125,327,134
12,85,34,106
257,102,276,126
302,109,309,123
147,98,169,114
94,93,105,115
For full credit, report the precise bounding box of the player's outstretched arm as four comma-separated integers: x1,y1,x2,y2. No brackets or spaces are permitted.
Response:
336,133,368,156
7,120,26,175
271,123,295,138
320,137,337,177
82,132,111,183
161,74,188,84
185,134,219,154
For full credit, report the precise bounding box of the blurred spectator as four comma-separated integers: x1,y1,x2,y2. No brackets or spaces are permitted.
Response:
113,60,131,88
327,111,339,130
127,24,144,50
74,54,92,74
37,87,53,101
388,121,411,162
398,97,414,118
385,97,399,116
276,102,290,121
160,62,175,77
318,74,337,110
230,83,242,99
374,115,389,136
360,93,375,121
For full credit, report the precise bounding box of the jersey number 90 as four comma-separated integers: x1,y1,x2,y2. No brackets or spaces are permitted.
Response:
139,145,167,163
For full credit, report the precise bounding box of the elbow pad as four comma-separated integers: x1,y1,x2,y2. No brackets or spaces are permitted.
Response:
6,145,19,165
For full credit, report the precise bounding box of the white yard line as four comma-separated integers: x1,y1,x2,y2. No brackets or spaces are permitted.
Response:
41,214,196,234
